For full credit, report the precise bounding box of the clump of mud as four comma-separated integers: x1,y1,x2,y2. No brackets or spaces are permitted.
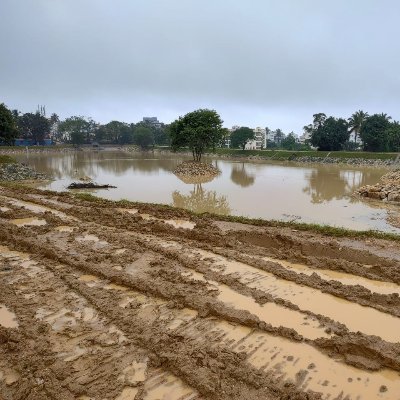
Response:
173,161,220,184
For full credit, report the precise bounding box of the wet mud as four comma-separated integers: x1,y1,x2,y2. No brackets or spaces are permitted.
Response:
1,185,400,400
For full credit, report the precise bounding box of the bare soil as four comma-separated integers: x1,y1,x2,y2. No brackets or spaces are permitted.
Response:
1,185,400,400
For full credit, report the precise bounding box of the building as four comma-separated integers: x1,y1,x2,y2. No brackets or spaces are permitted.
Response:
143,117,161,129
254,127,266,149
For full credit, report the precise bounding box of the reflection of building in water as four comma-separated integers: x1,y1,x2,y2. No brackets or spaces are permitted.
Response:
230,163,255,187
172,184,231,215
303,167,380,204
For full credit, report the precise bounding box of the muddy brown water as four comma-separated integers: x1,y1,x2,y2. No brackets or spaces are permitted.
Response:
14,151,399,232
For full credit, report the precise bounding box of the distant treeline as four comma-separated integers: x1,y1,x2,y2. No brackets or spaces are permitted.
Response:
0,103,170,148
0,103,399,152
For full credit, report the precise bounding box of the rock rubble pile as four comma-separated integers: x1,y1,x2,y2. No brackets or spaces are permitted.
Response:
356,169,400,203
0,163,47,181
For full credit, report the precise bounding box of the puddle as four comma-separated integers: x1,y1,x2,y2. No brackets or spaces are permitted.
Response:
180,268,328,339
115,248,127,255
104,283,128,291
0,369,20,385
119,359,148,385
217,284,330,340
36,308,77,331
0,196,72,220
164,219,196,230
140,213,157,221
10,217,47,226
78,275,101,287
54,225,75,233
181,316,400,400
116,387,139,400
117,208,139,215
75,234,108,247
194,249,400,343
263,256,400,296
0,304,18,328
143,371,198,400
0,245,30,260
63,345,87,362
138,213,195,230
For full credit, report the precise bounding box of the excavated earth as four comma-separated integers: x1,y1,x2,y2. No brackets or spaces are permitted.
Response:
1,185,400,400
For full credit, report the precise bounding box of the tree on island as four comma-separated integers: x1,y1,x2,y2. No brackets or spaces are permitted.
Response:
0,103,17,145
230,127,255,150
310,116,349,151
169,109,225,162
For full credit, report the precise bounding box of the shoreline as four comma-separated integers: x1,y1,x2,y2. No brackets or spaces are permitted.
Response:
0,145,398,167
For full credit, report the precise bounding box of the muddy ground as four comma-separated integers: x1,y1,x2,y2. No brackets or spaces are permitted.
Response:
1,185,400,400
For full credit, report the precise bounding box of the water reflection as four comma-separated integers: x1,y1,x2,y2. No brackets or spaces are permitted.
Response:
303,166,378,204
230,163,255,187
12,151,397,232
16,152,181,180
172,184,231,215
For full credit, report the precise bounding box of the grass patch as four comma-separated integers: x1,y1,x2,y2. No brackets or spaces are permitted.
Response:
0,155,16,164
73,192,98,202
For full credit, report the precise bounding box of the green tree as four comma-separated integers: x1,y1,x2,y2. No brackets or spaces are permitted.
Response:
348,110,368,145
103,121,132,144
19,112,50,143
170,109,225,162
0,103,17,145
59,116,95,145
134,126,154,149
387,121,400,152
230,127,255,150
281,133,297,150
274,129,285,146
310,116,349,151
360,114,391,152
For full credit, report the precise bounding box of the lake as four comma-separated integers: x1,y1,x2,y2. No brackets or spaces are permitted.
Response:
15,150,400,233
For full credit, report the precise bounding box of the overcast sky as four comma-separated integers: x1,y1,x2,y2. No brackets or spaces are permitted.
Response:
1,0,399,133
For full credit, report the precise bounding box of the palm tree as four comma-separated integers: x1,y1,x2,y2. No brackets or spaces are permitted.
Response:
348,110,368,145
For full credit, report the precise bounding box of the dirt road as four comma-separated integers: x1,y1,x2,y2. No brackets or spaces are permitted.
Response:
1,185,400,399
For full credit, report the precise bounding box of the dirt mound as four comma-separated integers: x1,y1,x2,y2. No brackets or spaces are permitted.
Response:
173,161,220,184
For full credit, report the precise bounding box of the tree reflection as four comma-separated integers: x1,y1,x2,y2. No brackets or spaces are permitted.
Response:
172,184,231,215
303,166,379,203
230,163,255,187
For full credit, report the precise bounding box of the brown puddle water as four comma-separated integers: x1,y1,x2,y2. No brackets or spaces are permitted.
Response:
114,206,196,230
197,318,400,400
0,195,72,220
182,268,330,340
142,371,199,400
194,249,400,343
54,226,75,233
83,269,400,400
0,304,18,328
263,256,400,296
217,284,330,340
10,217,47,226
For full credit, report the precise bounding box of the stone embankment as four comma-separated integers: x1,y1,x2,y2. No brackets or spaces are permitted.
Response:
0,163,47,181
356,169,400,203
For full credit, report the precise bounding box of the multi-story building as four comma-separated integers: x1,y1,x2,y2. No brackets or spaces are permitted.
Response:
143,117,161,129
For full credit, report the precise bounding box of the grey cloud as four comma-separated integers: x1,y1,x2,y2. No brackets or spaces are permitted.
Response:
1,0,399,132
